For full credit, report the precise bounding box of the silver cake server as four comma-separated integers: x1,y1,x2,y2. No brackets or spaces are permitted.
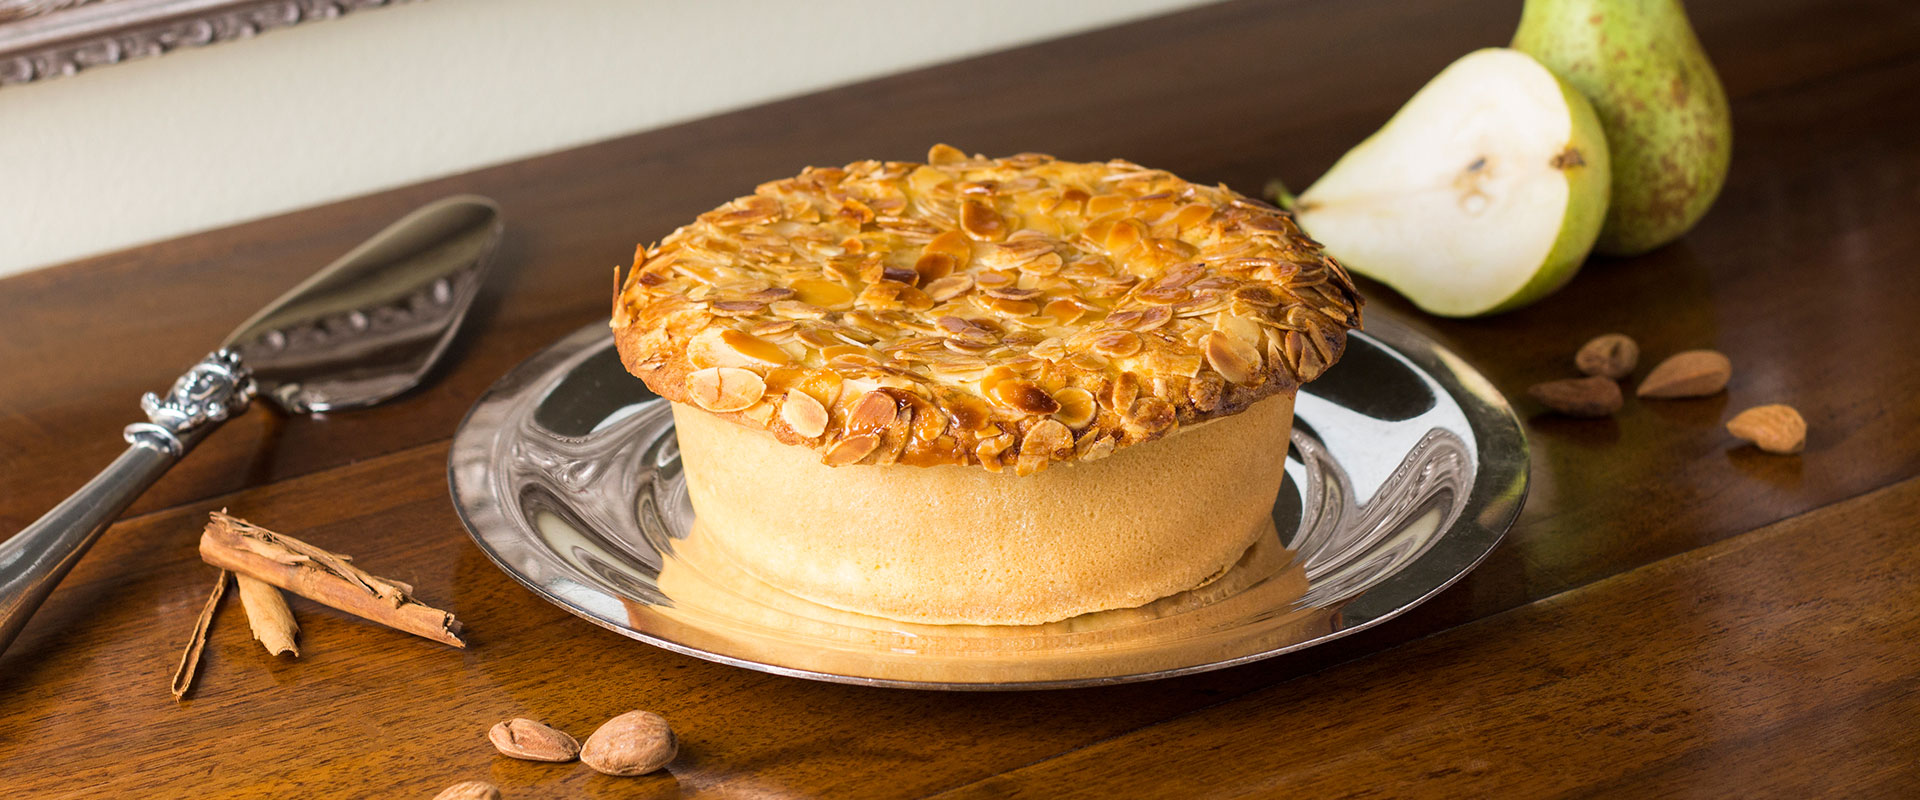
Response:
0,195,503,655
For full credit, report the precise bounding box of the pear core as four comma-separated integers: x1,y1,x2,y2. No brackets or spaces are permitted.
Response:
1294,48,1608,317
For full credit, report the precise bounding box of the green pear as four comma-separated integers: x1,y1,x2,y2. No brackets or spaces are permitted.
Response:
1289,48,1610,318
1513,0,1732,256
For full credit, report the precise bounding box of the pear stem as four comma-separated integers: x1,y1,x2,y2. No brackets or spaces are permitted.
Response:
1262,178,1299,211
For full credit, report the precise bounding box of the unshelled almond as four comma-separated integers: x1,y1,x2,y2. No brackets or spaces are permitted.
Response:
488,718,580,763
1528,376,1623,418
1727,404,1806,454
581,710,677,777
1575,333,1638,379
432,780,501,800
1637,350,1731,398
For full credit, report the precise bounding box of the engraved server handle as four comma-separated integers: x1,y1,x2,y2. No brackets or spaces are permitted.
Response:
0,351,253,656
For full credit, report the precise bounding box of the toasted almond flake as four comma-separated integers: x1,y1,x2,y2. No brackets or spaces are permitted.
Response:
914,252,956,284
822,434,879,466
989,379,1061,416
686,367,765,412
846,390,899,432
718,329,790,366
780,391,829,438
1052,387,1097,429
1077,435,1117,462
770,300,828,319
960,199,1008,242
1016,419,1075,475
982,296,1040,317
792,279,855,310
1091,330,1142,358
1205,318,1264,385
927,143,967,166
924,274,975,302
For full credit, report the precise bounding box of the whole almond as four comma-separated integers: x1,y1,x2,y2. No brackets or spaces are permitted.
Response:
432,780,501,800
1637,350,1731,398
1528,376,1623,418
1727,404,1806,454
1575,333,1638,379
488,718,580,762
582,710,677,777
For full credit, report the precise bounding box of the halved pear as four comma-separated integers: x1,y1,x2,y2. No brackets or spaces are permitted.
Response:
1290,48,1610,317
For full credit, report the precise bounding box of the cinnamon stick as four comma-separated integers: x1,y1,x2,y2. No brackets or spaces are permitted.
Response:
171,569,229,699
198,512,465,648
235,574,300,657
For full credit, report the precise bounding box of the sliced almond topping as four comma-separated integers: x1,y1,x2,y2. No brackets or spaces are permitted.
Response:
858,281,906,311
770,300,828,319
822,434,880,466
982,286,1043,301
746,319,798,338
1135,285,1190,305
989,378,1061,416
1171,202,1215,231
792,279,855,310
1125,397,1176,436
614,148,1362,472
1104,218,1148,256
846,390,898,432
1077,435,1117,462
1091,330,1142,358
1205,318,1264,385
927,143,967,166
1052,387,1096,430
718,329,790,366
982,296,1040,317
960,199,1009,242
1043,298,1086,326
1231,284,1284,307
1086,193,1128,218
686,367,765,412
1020,252,1065,276
914,252,956,284
923,230,975,269
937,315,998,345
1016,419,1075,475
1102,371,1141,412
974,433,1014,472
1130,306,1174,332
924,274,974,302
908,164,950,195
780,391,829,438
942,392,993,432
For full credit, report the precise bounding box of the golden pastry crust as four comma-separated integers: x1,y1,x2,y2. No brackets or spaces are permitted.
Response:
612,145,1361,475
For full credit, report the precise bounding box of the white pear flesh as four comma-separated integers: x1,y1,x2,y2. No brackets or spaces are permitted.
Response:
1293,48,1609,317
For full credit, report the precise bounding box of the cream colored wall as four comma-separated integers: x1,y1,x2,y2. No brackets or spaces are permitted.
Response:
0,0,1215,278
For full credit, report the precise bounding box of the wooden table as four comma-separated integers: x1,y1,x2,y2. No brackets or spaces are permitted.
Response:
3,0,1916,796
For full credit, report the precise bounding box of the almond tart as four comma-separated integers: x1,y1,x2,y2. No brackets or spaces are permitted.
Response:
612,144,1361,626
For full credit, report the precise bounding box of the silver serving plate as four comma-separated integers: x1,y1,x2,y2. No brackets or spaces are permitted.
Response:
448,315,1526,690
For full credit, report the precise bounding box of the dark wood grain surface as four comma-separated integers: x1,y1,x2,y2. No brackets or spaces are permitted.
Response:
2,0,1916,797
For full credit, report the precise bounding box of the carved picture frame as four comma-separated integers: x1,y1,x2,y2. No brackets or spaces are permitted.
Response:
0,0,406,87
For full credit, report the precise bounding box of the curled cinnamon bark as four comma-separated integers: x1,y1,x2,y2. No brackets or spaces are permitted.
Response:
235,574,299,657
170,569,229,699
198,512,464,648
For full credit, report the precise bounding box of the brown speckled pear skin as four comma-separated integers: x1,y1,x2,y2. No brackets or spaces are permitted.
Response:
1514,0,1732,256
612,145,1361,476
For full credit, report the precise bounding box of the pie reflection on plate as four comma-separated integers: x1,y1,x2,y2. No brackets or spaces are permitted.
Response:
449,315,1525,689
